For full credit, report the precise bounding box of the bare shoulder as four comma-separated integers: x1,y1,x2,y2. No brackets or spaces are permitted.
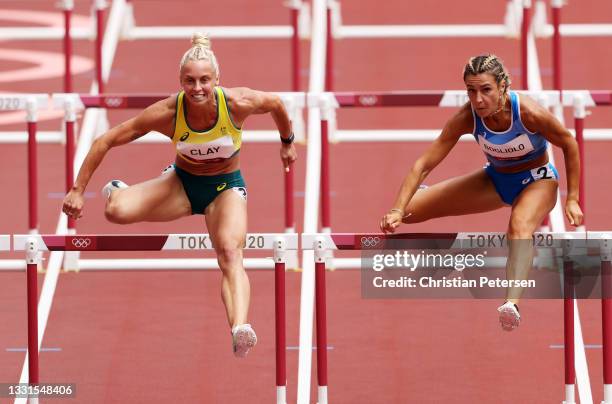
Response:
222,86,265,107
444,102,475,137
517,93,549,131
132,94,178,136
222,86,280,118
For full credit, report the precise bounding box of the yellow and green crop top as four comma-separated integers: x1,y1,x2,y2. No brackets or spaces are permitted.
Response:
172,87,242,164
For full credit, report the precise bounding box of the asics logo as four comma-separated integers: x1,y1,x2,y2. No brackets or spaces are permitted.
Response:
216,183,227,191
522,178,531,185
180,132,190,141
360,236,380,248
71,238,92,248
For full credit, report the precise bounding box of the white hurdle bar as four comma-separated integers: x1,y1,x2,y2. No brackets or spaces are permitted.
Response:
121,0,307,40
300,231,592,404
13,232,296,404
0,235,22,270
330,128,612,143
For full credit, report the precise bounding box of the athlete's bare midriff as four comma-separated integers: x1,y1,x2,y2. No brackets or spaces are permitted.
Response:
175,153,240,176
491,151,549,174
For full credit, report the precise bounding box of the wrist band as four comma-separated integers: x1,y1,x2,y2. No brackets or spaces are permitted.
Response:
280,133,295,144
389,208,403,214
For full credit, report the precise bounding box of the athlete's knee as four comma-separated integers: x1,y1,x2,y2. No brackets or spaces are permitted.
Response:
104,198,133,224
216,243,244,268
507,215,536,239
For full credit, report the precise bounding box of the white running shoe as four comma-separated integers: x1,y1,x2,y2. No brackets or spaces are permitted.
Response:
232,324,257,358
497,301,521,331
102,180,128,199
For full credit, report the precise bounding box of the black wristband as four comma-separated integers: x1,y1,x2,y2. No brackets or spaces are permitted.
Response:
280,133,295,144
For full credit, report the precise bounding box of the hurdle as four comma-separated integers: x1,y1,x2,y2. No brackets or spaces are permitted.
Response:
0,0,113,94
0,94,49,237
325,0,612,92
324,0,529,91
301,231,601,404
590,232,612,404
13,232,296,404
121,0,308,92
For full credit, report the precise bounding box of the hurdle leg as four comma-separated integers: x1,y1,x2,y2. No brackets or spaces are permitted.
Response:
26,99,38,234
314,238,328,404
63,100,80,271
563,257,576,404
319,99,336,269
26,237,40,404
601,236,612,404
274,238,287,404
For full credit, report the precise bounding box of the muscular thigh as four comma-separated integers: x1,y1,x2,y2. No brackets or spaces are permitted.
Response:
403,168,506,223
205,189,247,248
509,179,558,234
112,172,191,222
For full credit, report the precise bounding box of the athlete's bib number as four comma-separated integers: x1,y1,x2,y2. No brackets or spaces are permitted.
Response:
531,165,555,181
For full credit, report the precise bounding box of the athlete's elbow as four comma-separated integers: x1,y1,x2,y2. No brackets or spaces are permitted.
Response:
271,95,286,113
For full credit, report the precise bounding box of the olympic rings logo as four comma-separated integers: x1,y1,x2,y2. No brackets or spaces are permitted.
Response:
104,97,124,108
71,238,92,248
358,95,378,106
360,236,381,248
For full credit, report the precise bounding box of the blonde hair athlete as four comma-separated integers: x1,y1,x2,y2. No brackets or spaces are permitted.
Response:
62,33,298,357
380,54,582,331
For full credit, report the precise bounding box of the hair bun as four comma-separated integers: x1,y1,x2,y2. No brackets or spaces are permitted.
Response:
191,32,211,49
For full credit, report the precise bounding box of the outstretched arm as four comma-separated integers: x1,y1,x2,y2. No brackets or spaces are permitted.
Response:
225,87,297,171
380,107,471,233
62,99,174,219
521,96,583,226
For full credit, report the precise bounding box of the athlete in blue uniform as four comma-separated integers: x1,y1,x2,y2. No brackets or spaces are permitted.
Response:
380,54,582,331
62,33,297,355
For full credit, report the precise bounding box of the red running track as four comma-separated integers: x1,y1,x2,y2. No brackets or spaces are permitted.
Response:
1,0,612,403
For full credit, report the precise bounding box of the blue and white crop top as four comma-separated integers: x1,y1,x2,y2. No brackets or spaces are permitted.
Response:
471,91,547,169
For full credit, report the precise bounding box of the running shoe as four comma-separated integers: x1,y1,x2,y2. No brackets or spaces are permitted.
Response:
232,324,257,358
497,301,521,331
102,180,128,199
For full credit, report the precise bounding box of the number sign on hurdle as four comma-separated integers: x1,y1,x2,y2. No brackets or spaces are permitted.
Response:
301,231,612,404
14,232,297,404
